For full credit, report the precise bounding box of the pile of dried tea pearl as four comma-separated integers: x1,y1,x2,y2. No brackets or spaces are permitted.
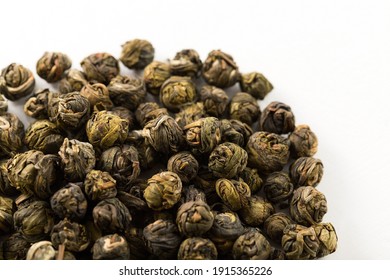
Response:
0,39,337,260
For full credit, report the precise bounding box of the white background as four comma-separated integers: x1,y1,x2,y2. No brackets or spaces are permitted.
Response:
1,0,390,260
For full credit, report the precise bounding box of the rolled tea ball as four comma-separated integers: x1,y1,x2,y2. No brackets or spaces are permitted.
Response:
0,63,35,101
143,219,182,259
289,124,318,158
246,131,290,175
0,196,14,234
263,212,293,244
48,91,91,131
120,39,154,70
160,76,197,112
50,183,88,221
175,102,206,128
176,200,214,237
80,52,120,85
13,200,54,242
199,85,229,117
126,131,157,170
143,61,171,95
177,237,218,260
232,228,271,260
116,190,148,222
290,186,327,226
313,222,338,258
24,119,64,154
92,198,132,233
80,82,113,111
208,210,245,255
170,49,202,78
59,69,88,94
143,115,185,155
7,150,60,199
167,151,199,183
239,71,273,100
2,232,30,260
209,142,248,179
269,248,286,260
202,50,240,88
126,227,150,260
215,178,251,211
23,88,51,119
222,119,253,147
86,110,129,150
263,172,294,206
239,167,263,194
259,101,295,134
290,157,324,187
26,241,56,260
0,160,18,197
92,234,130,260
229,92,261,125
36,52,72,83
238,195,274,226
51,219,90,252
135,102,169,128
282,224,320,260
58,251,76,260
144,171,182,211
0,112,25,157
184,117,222,155
194,167,220,205
59,138,96,182
110,106,136,131
97,145,140,189
0,94,8,114
84,170,117,201
107,75,146,110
